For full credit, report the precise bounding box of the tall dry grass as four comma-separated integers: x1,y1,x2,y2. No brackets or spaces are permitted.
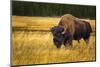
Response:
12,16,96,65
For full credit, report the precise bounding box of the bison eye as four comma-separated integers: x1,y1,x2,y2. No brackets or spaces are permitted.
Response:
57,26,64,33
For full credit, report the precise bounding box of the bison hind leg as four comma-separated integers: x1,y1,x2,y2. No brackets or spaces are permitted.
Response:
85,39,89,44
84,38,89,45
78,40,80,43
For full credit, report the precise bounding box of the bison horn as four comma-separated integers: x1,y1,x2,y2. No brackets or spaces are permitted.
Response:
61,27,66,34
61,31,65,34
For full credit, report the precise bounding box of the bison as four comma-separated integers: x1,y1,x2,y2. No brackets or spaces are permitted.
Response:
51,14,92,48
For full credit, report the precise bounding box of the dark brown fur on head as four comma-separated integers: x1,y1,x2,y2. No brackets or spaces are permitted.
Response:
51,26,65,48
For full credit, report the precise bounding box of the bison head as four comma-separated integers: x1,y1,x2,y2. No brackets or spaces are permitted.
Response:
51,26,65,48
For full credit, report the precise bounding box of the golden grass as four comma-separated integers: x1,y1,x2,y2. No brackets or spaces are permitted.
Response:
12,16,96,31
12,16,60,30
12,16,96,65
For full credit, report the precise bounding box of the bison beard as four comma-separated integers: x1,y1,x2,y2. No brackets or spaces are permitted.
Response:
51,14,92,48
51,26,65,48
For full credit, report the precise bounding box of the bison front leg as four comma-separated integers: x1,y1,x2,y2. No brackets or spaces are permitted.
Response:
63,40,68,47
63,34,73,48
63,39,73,48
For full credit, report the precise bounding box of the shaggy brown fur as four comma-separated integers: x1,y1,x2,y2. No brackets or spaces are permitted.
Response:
51,14,92,48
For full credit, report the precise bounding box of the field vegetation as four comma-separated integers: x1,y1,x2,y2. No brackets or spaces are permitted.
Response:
12,16,96,65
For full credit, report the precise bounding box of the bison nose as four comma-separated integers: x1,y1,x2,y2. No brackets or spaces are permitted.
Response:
54,42,61,48
53,38,62,48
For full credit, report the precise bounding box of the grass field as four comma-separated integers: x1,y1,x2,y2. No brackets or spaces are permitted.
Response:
12,16,96,65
